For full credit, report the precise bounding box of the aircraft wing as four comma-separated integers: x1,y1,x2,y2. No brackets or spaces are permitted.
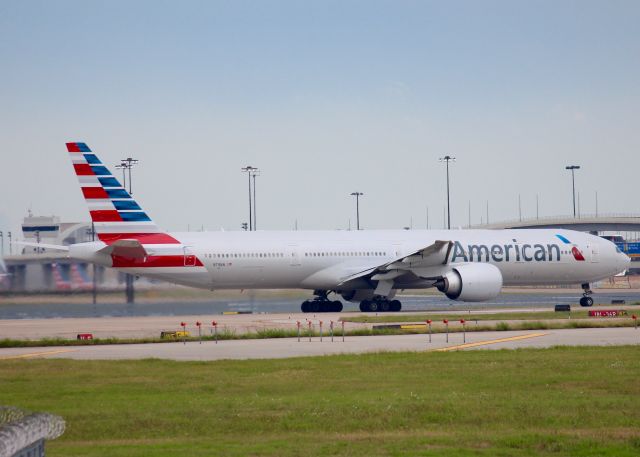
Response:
12,241,70,252
98,239,148,259
338,240,453,286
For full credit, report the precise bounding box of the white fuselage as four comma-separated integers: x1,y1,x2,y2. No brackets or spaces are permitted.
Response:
117,228,630,292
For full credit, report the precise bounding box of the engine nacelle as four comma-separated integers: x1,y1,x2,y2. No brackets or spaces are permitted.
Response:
436,263,503,302
340,289,375,303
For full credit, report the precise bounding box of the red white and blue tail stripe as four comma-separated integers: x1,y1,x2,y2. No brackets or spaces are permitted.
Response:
66,142,205,271
66,142,178,244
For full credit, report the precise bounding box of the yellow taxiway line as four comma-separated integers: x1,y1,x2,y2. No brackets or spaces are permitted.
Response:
0,349,77,360
433,332,548,352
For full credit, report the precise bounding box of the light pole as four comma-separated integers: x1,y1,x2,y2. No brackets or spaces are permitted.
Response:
120,157,139,195
565,165,580,218
518,194,522,222
251,169,260,231
118,157,139,307
439,156,456,229
91,222,97,305
350,192,363,230
0,231,3,258
486,201,489,225
241,166,257,230
115,163,127,189
7,232,11,255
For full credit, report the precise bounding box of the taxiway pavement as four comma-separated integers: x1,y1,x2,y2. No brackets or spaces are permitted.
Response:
1,327,638,361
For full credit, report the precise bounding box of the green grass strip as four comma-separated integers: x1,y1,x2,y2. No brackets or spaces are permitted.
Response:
1,346,640,456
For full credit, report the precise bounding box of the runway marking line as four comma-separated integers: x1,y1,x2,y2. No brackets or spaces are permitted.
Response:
0,349,77,360
433,332,548,352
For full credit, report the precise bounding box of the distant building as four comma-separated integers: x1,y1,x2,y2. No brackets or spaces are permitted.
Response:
2,213,124,292
20,212,93,255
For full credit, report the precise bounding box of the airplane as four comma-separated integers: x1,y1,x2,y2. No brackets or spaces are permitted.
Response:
31,142,631,312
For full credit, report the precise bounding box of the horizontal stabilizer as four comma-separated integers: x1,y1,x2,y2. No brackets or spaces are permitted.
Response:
98,239,148,259
13,241,70,252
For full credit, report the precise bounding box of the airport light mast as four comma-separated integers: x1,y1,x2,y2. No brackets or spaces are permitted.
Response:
120,157,139,195
251,168,260,231
118,157,139,306
115,163,127,190
350,192,364,230
241,166,257,230
439,155,456,229
565,165,581,218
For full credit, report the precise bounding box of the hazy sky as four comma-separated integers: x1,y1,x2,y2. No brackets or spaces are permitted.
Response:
1,0,639,236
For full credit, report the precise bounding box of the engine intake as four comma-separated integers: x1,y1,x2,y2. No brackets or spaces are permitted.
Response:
436,263,503,302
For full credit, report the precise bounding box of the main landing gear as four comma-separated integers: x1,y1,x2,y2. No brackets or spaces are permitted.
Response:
301,290,343,313
579,283,594,307
359,297,402,312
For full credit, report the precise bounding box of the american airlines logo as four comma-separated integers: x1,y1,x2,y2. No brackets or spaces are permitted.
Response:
450,235,585,263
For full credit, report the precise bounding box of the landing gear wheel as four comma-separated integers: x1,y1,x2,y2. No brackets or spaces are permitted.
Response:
368,301,379,312
359,300,370,312
390,300,402,312
380,301,390,312
301,301,310,313
332,301,343,312
309,301,320,313
580,283,594,307
579,296,594,307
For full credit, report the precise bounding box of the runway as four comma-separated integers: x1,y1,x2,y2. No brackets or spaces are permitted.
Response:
1,327,638,361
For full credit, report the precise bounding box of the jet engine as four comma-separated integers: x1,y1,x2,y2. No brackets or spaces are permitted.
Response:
435,263,503,302
340,289,375,303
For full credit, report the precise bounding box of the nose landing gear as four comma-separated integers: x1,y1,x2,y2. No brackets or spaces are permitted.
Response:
579,283,594,307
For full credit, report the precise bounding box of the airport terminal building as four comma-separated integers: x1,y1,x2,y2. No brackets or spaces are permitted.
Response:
1,214,123,292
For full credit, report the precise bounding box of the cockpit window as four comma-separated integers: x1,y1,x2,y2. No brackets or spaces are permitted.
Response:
616,247,623,254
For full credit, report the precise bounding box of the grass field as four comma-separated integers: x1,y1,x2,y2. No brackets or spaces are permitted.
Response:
1,346,640,456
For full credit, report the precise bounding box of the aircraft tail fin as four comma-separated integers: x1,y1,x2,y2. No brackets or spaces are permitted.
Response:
66,142,179,245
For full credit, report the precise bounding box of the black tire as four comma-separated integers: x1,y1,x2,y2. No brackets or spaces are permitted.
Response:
359,300,370,312
368,301,379,312
301,301,310,313
380,301,390,312
332,301,343,312
390,300,401,312
310,300,321,313
580,296,594,307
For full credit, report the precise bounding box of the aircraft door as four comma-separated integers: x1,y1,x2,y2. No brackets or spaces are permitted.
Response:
184,247,196,267
288,245,301,266
589,244,599,263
